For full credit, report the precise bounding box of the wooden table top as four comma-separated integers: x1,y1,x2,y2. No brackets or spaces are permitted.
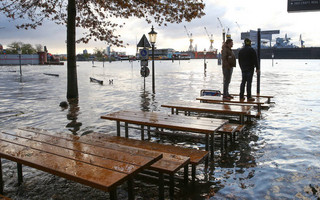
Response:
196,96,265,105
101,110,228,135
0,128,162,191
161,101,253,115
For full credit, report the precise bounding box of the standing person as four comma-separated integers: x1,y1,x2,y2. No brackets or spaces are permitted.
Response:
221,38,236,100
238,38,260,101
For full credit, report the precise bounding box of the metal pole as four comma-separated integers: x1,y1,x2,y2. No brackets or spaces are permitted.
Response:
257,28,261,95
19,54,22,76
152,44,155,93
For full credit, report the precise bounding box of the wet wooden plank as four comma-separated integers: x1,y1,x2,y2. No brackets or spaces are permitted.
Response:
84,132,209,166
0,140,127,191
101,110,227,135
3,129,161,169
161,101,252,115
17,128,189,174
196,96,265,105
0,132,140,175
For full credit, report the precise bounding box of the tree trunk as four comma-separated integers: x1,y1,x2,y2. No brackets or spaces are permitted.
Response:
66,0,78,99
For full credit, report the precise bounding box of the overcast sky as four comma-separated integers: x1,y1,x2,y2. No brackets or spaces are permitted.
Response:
1,0,320,55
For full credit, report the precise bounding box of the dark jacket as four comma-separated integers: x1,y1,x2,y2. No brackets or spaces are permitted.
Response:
238,45,259,72
222,43,236,69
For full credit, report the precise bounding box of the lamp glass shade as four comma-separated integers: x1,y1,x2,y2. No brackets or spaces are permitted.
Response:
204,49,207,55
148,26,157,44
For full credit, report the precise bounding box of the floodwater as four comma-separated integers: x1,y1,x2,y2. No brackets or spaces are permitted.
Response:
0,59,320,199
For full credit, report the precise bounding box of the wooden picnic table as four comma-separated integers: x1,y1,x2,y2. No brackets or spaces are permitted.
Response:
161,101,253,124
196,96,265,112
100,110,228,158
0,127,162,200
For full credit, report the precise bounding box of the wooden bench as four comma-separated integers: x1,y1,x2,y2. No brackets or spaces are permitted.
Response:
82,132,209,184
216,123,246,150
0,194,11,200
17,127,193,199
229,94,274,104
0,128,162,200
196,96,265,112
100,110,228,159
161,101,253,124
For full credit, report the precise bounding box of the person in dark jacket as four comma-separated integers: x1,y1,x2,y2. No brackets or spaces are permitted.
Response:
238,38,260,101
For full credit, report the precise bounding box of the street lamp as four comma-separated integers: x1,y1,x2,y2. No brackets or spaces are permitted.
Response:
148,25,157,94
203,48,207,71
18,48,22,76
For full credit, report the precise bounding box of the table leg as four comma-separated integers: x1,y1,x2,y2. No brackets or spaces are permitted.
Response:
169,174,174,200
17,163,23,186
147,126,151,140
159,172,164,200
128,178,134,200
184,165,189,187
109,189,117,200
125,122,129,138
116,121,120,137
210,134,214,160
0,158,3,194
191,164,196,184
141,125,144,140
171,108,174,114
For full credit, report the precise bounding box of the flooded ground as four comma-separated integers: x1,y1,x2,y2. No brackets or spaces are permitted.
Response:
1,59,320,199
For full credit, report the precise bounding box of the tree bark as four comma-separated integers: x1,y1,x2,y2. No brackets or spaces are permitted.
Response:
66,0,78,99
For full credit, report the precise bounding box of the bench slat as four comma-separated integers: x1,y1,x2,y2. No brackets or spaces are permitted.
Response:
0,140,127,191
84,132,208,165
0,133,140,174
101,110,227,135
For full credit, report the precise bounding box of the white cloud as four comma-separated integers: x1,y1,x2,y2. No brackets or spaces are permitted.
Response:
1,0,320,54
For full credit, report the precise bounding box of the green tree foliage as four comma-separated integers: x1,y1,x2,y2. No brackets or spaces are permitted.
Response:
5,42,37,54
94,48,105,61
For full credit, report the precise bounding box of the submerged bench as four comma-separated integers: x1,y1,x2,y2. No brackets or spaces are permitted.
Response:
81,132,209,198
161,101,253,124
0,127,162,200
216,123,246,150
100,110,228,159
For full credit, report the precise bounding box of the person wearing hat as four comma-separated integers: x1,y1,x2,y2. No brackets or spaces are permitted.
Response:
238,38,260,101
221,38,236,100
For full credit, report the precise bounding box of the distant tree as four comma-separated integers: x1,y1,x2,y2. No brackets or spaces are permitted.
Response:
94,48,105,61
35,44,43,52
0,0,205,99
5,42,36,54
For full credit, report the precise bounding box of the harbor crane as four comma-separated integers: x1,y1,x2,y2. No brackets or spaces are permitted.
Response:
217,17,226,42
184,25,194,52
204,27,214,52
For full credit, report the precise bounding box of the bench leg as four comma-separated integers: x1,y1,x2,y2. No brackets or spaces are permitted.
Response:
128,178,134,200
125,122,129,138
171,108,174,115
210,134,214,160
169,174,174,200
17,163,23,186
109,189,117,200
184,165,189,187
191,164,196,184
141,125,144,140
159,172,164,200
116,121,120,137
147,126,151,140
0,158,3,194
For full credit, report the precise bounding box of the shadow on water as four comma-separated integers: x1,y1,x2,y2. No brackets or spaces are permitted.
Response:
65,98,82,135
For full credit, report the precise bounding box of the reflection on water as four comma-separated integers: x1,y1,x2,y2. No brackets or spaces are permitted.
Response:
66,98,82,135
1,60,320,199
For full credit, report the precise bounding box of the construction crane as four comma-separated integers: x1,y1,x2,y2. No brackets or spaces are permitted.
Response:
217,17,226,42
184,25,194,52
204,27,214,52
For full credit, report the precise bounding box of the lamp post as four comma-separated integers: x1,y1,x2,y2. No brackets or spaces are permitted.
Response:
18,48,22,76
203,48,207,71
148,25,157,94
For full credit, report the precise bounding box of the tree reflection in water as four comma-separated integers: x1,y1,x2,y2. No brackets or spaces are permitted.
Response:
66,98,82,135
